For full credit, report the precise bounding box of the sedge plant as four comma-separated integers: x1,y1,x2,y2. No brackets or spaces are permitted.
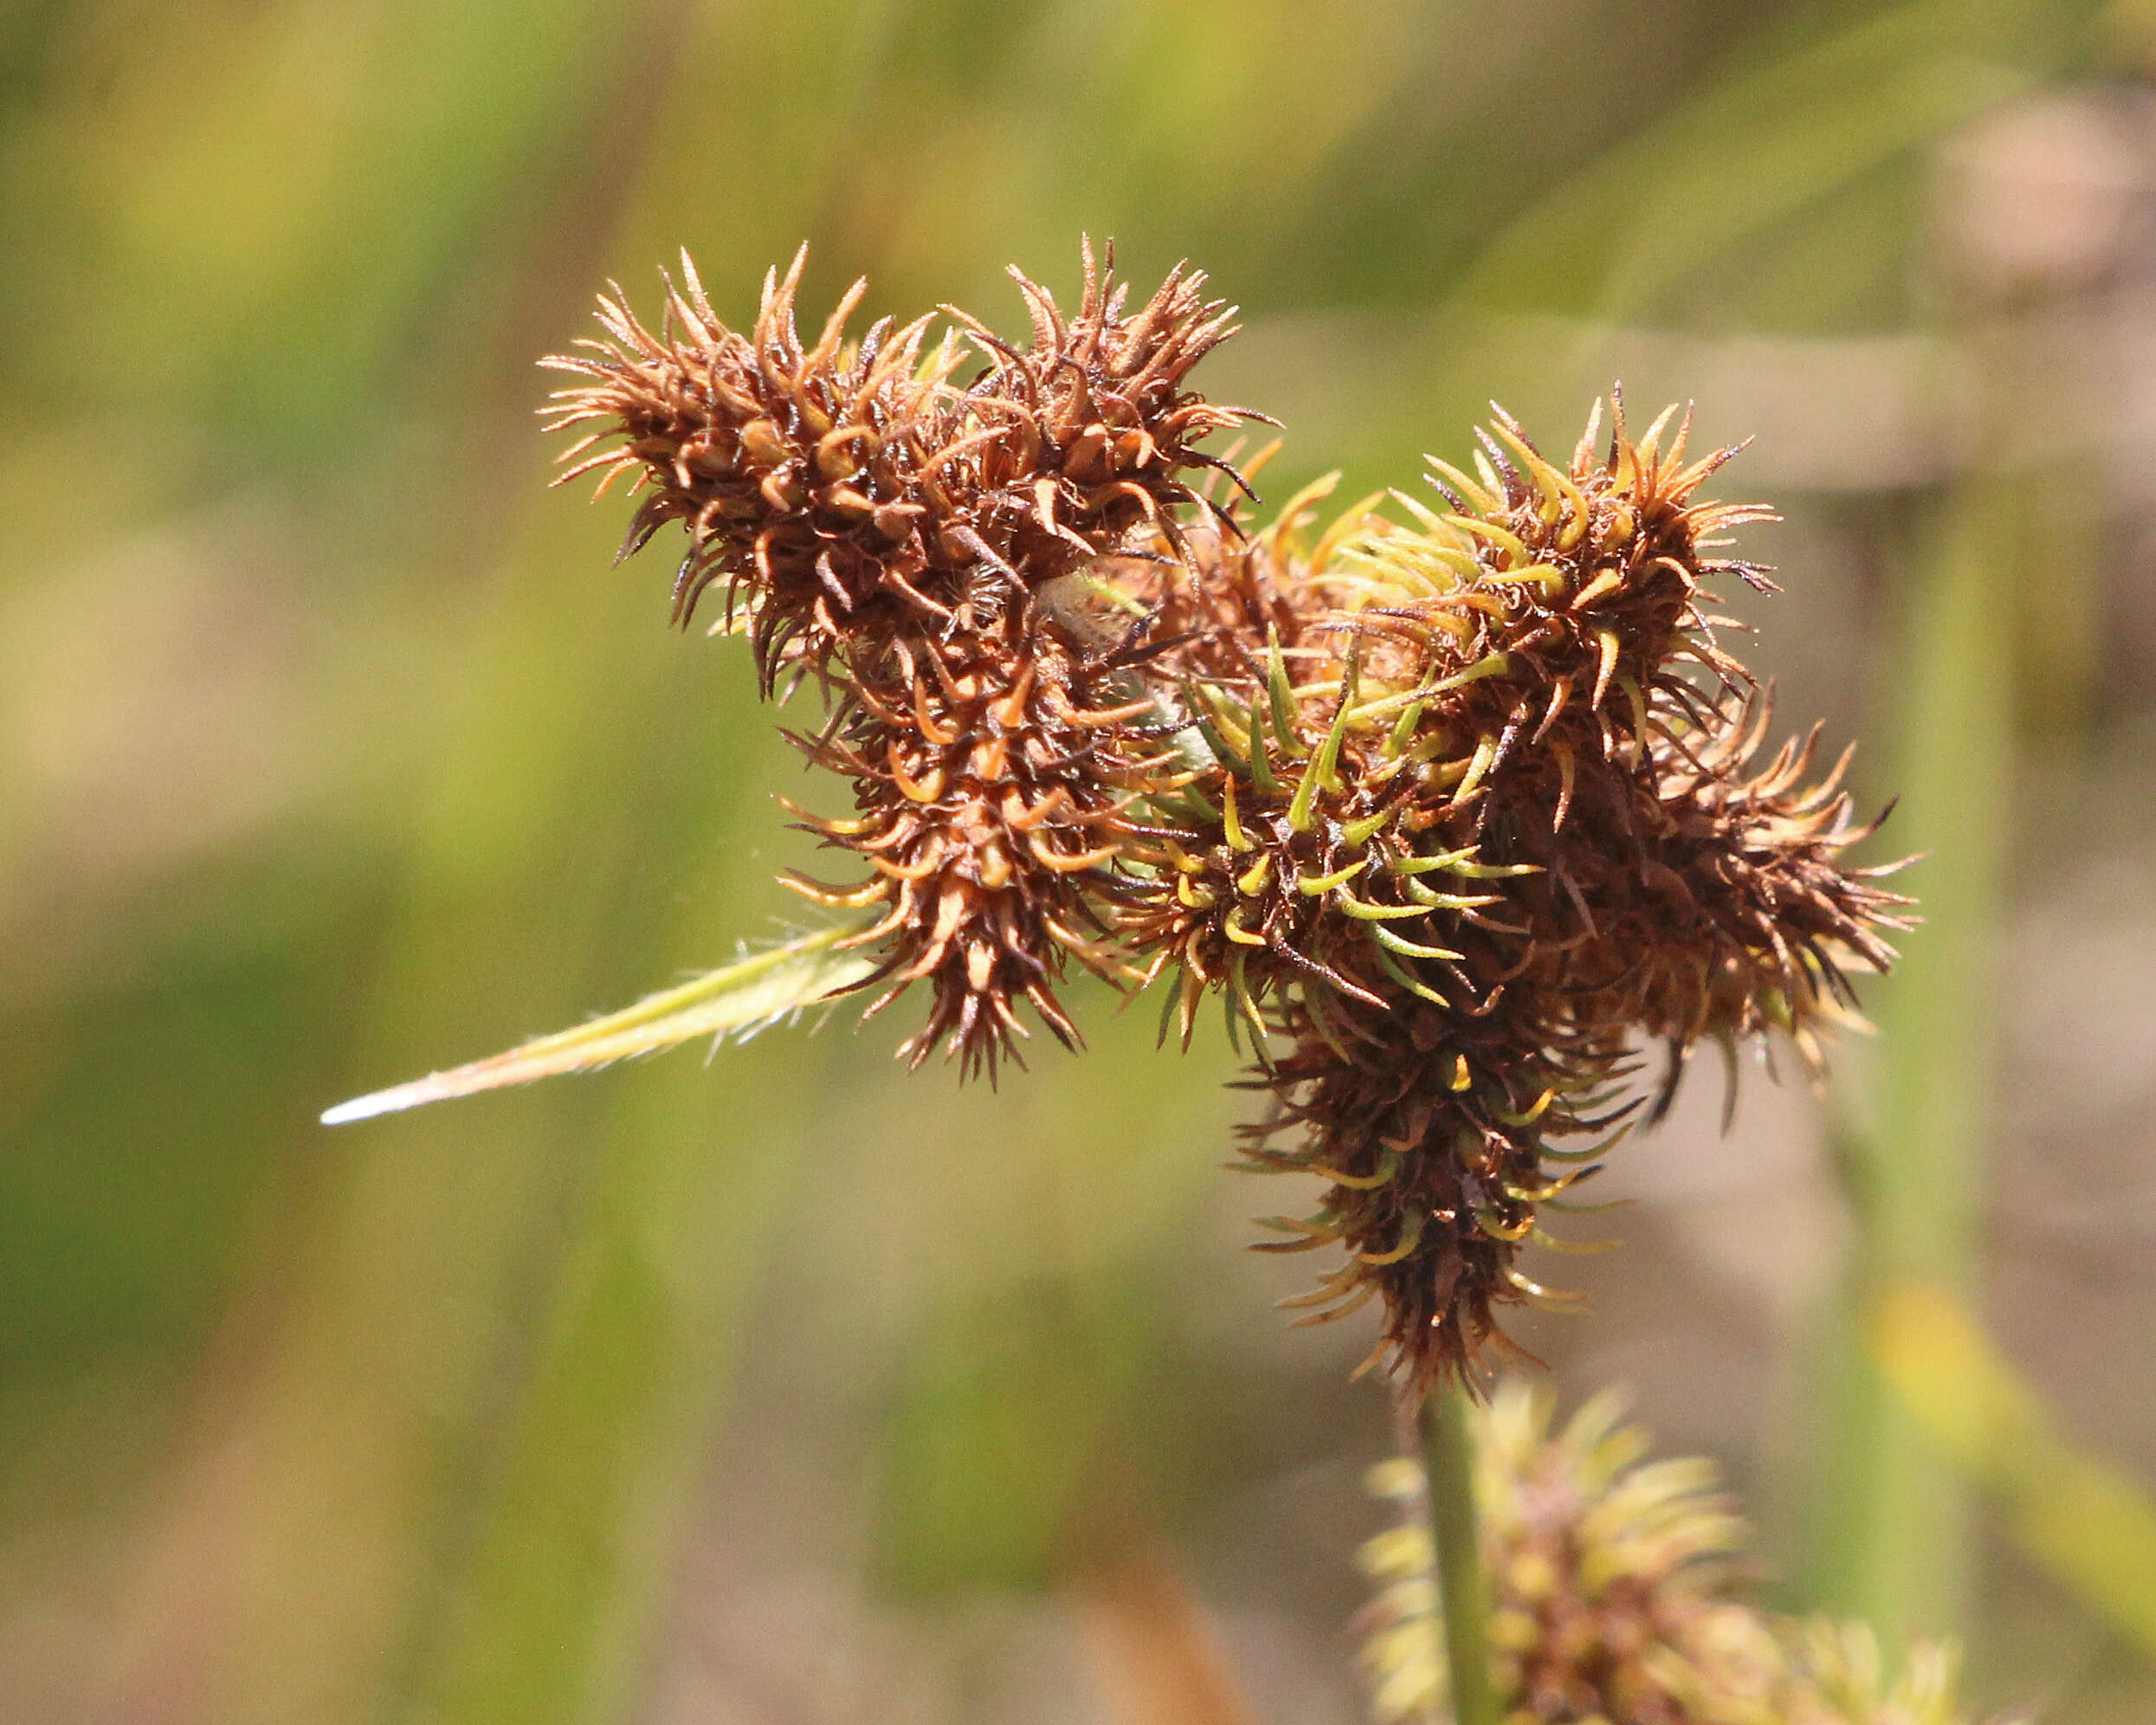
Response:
329,243,1924,1723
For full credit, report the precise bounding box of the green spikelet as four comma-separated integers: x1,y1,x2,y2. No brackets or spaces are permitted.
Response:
1358,1386,1984,1725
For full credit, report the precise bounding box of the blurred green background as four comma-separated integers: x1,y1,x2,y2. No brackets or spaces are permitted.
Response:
5,1,2156,1720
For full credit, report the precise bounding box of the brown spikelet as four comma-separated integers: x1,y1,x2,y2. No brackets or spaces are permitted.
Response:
781,591,1167,1079
949,238,1264,575
542,242,1265,677
1617,693,1915,1081
1246,986,1625,1386
541,247,965,687
1121,396,1906,1391
543,243,1265,1075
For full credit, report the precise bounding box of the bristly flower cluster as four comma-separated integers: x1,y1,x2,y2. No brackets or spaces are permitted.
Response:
545,242,1262,1076
1114,402,1910,1388
1359,1387,1978,1725
543,245,1909,1383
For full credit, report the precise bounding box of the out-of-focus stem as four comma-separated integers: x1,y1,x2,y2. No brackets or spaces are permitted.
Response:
1804,470,2016,1638
1067,1482,1259,1725
1420,1386,1499,1725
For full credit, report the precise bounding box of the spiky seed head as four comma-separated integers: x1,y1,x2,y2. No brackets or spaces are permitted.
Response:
544,249,1911,1354
782,604,1160,1078
1111,398,1907,1389
544,243,1264,1075
543,242,1264,683
1359,1386,1979,1725
541,247,965,686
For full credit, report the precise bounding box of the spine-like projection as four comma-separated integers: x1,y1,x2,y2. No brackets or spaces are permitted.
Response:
543,244,1261,1075
1121,397,1907,1387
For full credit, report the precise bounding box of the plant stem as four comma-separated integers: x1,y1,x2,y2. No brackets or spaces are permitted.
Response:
1801,475,2011,1639
1420,1386,1500,1725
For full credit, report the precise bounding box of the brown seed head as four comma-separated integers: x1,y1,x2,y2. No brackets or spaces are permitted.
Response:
543,243,1265,1075
1118,397,1907,1389
1360,1388,1977,1725
781,598,1162,1079
540,249,1909,1360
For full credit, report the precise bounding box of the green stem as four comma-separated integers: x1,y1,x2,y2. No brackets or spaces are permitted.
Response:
1421,1386,1500,1725
1800,478,2010,1638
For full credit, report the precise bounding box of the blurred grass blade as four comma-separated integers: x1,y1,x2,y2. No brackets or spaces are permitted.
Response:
1870,1281,2156,1657
320,923,875,1124
1069,1505,1261,1725
1456,0,2047,320
1800,446,2023,1637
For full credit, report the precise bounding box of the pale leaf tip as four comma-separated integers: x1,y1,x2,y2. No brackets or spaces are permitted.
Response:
320,1077,453,1126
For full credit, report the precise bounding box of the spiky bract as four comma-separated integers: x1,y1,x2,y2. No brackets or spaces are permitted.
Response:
1359,1387,1976,1725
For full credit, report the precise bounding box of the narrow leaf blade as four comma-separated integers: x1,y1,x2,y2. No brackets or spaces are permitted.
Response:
321,923,875,1124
